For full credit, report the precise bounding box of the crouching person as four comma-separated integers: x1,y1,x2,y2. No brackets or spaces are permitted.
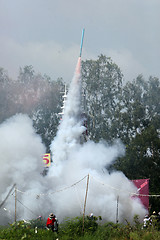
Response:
46,213,58,232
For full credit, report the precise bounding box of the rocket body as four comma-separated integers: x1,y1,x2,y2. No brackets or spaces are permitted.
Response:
79,28,85,57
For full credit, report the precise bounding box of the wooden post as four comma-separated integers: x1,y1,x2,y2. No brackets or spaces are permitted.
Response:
15,185,17,224
116,195,119,223
82,174,89,233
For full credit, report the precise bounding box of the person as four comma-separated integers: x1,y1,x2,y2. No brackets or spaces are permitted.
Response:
157,212,160,222
143,214,151,228
37,215,42,220
150,211,159,227
150,211,157,221
87,213,94,220
46,213,58,232
89,213,94,220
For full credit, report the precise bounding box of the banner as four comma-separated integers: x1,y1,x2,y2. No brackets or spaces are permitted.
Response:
132,179,149,210
43,153,51,167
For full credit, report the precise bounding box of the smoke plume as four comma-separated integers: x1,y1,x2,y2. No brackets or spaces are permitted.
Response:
0,57,147,225
48,57,147,222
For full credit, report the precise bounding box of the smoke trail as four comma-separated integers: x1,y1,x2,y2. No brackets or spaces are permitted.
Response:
49,57,85,173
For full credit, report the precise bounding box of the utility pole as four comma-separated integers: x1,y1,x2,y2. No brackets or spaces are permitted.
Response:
82,174,89,233
0,183,16,209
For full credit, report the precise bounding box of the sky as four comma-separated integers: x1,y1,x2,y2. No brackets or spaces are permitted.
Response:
0,0,160,83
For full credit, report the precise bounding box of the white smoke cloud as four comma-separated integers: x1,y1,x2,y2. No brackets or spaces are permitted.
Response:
0,58,147,226
0,114,46,224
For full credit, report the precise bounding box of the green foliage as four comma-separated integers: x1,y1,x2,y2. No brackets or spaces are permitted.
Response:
0,220,58,240
1,216,160,240
58,216,98,238
81,54,123,142
29,218,46,229
0,65,65,150
114,123,160,211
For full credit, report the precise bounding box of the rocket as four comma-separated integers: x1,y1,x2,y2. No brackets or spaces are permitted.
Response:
79,28,85,57
59,29,85,118
75,28,85,75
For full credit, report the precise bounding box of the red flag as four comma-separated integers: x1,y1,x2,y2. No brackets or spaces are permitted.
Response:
132,179,149,210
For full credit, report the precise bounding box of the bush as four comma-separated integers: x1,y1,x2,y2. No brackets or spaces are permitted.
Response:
0,222,58,240
29,218,47,229
58,216,98,238
1,215,160,240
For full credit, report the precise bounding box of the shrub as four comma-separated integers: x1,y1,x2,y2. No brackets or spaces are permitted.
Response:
58,216,98,238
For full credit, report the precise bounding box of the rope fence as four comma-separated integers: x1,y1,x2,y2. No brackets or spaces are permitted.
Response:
1,173,160,226
15,174,160,198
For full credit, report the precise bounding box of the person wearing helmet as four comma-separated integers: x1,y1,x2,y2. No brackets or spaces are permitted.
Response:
46,213,58,232
150,211,158,227
151,211,157,220
143,214,151,228
89,213,94,220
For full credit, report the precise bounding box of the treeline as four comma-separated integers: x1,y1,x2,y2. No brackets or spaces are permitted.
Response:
0,65,64,150
0,55,160,210
81,55,160,212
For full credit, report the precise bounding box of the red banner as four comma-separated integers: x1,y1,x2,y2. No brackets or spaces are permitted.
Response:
132,179,149,210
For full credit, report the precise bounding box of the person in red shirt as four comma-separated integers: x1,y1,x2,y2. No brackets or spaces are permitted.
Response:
46,213,58,232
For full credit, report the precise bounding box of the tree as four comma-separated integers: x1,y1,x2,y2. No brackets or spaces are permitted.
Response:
18,65,35,84
81,54,123,142
0,68,15,123
116,75,148,144
0,65,65,150
31,78,65,151
114,123,160,211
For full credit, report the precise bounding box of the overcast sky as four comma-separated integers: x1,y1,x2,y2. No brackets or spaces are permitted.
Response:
0,0,160,83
